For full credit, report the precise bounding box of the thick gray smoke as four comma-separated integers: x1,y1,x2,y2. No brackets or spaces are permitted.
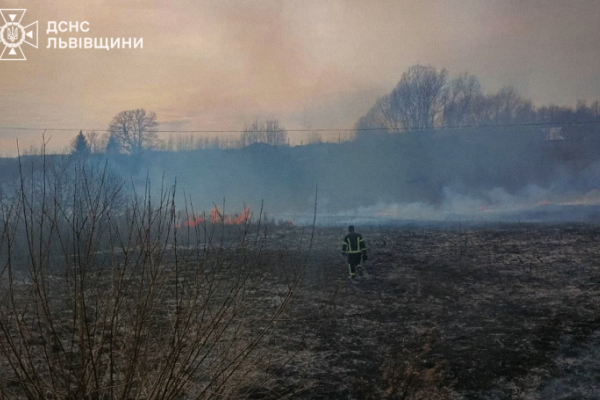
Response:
125,126,600,225
2,124,600,226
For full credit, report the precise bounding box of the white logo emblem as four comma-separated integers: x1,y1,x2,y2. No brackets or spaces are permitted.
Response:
0,9,38,60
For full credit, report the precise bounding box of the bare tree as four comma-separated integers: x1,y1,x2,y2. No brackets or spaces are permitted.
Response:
443,73,482,127
356,65,448,134
355,95,397,134
389,65,448,130
108,109,158,155
264,119,287,146
241,119,288,147
482,86,535,125
85,131,102,154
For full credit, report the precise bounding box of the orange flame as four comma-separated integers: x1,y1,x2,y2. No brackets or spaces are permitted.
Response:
176,205,251,228
180,216,205,227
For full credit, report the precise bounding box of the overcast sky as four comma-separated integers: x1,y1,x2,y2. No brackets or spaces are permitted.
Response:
1,0,599,154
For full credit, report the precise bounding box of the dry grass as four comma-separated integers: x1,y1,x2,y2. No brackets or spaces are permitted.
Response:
245,224,600,399
0,156,302,399
3,153,600,399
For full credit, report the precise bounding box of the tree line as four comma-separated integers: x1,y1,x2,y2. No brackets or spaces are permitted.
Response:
356,64,600,134
69,64,600,156
71,111,291,156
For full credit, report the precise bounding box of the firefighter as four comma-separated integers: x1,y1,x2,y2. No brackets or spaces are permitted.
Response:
341,225,368,278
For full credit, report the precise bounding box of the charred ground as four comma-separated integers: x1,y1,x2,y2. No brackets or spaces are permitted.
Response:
2,221,599,399
255,223,600,399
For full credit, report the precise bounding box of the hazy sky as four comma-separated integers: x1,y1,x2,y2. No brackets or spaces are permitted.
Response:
1,0,599,154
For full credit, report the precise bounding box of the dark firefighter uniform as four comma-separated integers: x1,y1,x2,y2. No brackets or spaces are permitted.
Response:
341,226,367,278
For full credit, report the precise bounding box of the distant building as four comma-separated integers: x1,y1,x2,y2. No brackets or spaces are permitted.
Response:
543,127,564,141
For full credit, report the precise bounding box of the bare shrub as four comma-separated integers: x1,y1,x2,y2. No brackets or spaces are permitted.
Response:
0,154,298,399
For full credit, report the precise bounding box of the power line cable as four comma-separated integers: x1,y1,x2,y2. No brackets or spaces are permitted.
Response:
0,120,599,134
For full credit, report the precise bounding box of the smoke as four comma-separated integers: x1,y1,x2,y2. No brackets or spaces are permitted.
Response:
3,124,600,226
338,185,600,224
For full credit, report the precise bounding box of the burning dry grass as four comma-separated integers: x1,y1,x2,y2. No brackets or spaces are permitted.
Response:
176,205,252,228
0,158,304,399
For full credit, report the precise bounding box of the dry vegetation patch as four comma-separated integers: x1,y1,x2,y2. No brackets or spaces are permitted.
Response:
256,224,600,399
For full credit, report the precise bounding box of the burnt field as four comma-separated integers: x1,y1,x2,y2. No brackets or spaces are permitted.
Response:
257,223,600,399
2,220,600,399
